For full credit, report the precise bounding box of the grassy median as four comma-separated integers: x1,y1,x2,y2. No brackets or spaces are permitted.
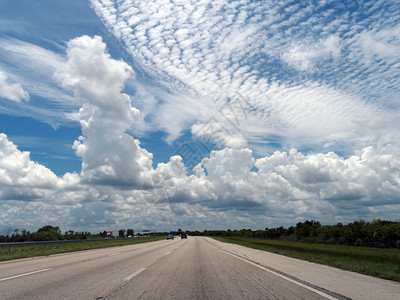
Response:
0,236,164,262
212,237,400,282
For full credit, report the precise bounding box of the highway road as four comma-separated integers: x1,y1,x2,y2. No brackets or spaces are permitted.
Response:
1,236,399,299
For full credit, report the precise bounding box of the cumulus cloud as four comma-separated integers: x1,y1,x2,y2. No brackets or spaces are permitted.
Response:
255,146,400,206
0,133,57,189
0,131,129,232
0,133,80,201
0,70,29,102
183,144,400,218
55,35,154,187
1,124,400,230
131,143,399,227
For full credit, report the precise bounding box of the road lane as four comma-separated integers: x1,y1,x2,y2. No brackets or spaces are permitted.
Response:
1,236,400,299
105,237,340,299
0,238,181,299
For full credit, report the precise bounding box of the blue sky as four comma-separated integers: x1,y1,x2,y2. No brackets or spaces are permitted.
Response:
0,0,399,233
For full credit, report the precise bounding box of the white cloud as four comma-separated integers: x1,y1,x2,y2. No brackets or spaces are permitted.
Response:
166,143,400,224
0,36,77,127
55,35,154,188
357,25,400,61
254,145,400,206
0,133,80,202
0,133,58,189
2,0,400,232
282,35,341,72
191,120,247,149
1,121,400,231
0,70,29,102
90,0,399,156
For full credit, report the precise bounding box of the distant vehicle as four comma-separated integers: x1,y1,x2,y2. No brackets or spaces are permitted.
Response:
106,231,115,238
181,233,187,239
167,234,174,240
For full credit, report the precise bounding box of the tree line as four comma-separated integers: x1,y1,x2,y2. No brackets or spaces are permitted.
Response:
3,219,400,249
0,225,135,243
203,219,400,249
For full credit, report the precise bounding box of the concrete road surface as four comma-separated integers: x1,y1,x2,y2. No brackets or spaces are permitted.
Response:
1,237,399,299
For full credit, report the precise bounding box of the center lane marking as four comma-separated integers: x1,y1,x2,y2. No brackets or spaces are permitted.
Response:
0,268,52,282
123,267,146,281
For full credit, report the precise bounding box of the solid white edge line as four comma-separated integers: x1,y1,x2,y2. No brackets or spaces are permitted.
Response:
222,250,338,300
123,267,146,281
0,268,52,282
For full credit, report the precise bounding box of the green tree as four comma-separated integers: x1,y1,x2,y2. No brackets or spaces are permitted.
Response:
33,225,63,241
118,229,126,238
31,231,61,241
38,225,61,234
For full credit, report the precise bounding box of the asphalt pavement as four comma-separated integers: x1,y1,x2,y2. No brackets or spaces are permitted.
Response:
1,237,399,299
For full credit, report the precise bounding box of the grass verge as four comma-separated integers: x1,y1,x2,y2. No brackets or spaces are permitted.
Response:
0,236,164,262
211,237,400,282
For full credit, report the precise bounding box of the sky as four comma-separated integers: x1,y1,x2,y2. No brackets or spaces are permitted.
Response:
0,0,399,233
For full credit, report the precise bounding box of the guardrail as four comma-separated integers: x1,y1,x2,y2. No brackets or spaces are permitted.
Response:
0,239,107,247
0,236,162,247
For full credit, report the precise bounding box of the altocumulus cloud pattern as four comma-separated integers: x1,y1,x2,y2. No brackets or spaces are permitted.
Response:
0,0,399,232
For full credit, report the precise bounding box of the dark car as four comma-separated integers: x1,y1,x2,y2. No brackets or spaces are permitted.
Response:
181,233,187,239
167,234,174,240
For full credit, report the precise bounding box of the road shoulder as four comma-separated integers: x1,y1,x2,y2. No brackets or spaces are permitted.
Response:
205,237,400,300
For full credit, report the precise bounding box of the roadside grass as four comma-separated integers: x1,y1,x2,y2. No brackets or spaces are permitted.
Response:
0,236,164,262
211,237,400,282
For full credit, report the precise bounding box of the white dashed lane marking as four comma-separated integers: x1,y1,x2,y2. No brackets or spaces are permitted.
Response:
0,268,52,282
123,268,146,281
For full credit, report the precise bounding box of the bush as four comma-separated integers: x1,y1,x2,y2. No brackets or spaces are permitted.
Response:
31,231,62,241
